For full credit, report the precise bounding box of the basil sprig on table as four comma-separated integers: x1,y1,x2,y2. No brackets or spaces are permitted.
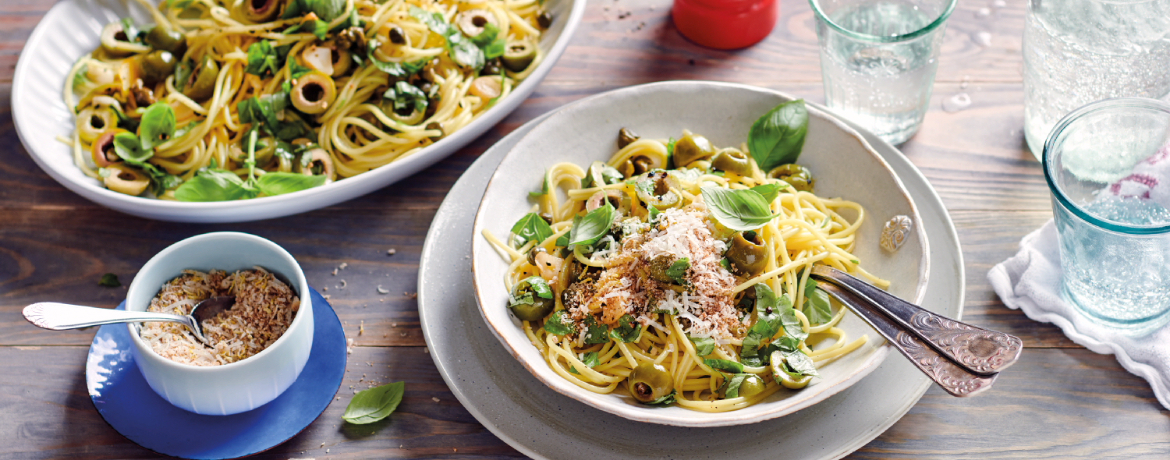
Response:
748,99,809,171
342,381,405,424
700,186,778,231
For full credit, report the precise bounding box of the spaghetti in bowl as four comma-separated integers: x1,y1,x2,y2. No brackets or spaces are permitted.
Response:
12,0,583,222
470,81,928,427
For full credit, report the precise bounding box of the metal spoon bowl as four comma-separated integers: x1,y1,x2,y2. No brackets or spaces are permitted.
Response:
22,296,236,347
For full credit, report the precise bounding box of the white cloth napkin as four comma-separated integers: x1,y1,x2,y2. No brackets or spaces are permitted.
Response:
988,222,1170,411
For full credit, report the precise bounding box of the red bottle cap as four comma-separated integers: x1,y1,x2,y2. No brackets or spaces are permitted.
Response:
672,0,779,50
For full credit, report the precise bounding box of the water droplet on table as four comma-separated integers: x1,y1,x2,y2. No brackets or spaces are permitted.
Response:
975,7,991,18
943,93,972,113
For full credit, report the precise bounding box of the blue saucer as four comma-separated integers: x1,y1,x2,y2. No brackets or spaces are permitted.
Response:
86,288,346,459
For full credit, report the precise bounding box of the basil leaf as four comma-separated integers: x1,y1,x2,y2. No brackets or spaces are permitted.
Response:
245,40,281,76
647,389,676,406
285,19,330,40
751,183,781,204
609,315,641,343
647,205,662,224
704,358,744,374
748,99,808,171
665,137,677,167
722,373,750,399
113,133,151,163
568,201,615,246
523,276,553,299
530,169,551,198
773,336,801,353
173,169,257,202
508,291,534,307
510,212,554,248
366,49,427,78
137,102,176,151
472,23,506,59
408,6,485,69
688,336,715,356
72,63,90,92
542,310,575,336
282,0,346,21
719,257,732,272
382,81,429,116
583,315,609,344
111,105,139,132
803,278,833,326
700,186,776,231
256,172,326,196
555,234,569,247
666,257,690,284
98,273,121,287
782,350,819,377
342,381,405,424
570,351,600,374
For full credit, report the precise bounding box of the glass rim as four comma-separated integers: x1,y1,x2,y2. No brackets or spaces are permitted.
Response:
1042,97,1170,235
808,0,957,43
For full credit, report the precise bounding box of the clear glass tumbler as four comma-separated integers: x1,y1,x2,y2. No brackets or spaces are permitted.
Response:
1045,98,1170,332
1023,0,1170,161
809,0,955,145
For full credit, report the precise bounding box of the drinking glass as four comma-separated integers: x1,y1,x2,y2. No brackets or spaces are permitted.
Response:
1045,98,1170,332
809,0,955,145
1023,0,1170,161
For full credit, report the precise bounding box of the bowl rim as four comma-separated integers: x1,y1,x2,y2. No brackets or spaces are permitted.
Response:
125,231,312,372
468,80,930,427
11,0,587,222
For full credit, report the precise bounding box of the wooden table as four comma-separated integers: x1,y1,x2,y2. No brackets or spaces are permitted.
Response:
2,0,1168,457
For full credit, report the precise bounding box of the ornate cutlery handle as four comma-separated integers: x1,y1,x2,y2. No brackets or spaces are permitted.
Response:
812,266,1022,375
819,283,997,397
23,302,190,330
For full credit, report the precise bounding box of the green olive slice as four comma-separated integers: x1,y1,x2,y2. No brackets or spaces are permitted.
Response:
726,230,767,275
767,164,815,192
502,39,537,72
672,132,715,167
770,350,812,389
183,56,219,101
456,9,497,37
291,71,338,115
508,278,555,322
242,0,280,22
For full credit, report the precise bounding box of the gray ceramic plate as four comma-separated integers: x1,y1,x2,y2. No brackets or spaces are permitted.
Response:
419,82,964,457
12,0,583,223
469,82,929,427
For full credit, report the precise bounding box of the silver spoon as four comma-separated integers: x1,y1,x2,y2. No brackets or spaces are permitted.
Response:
22,296,236,347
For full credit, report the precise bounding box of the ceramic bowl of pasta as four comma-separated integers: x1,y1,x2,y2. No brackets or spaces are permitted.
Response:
470,81,929,427
11,0,584,223
125,231,314,415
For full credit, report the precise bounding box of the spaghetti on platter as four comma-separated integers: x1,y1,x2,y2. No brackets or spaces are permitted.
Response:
64,0,551,200
484,104,890,412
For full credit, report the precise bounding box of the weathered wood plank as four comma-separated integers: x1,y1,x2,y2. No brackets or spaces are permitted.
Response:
0,345,1163,459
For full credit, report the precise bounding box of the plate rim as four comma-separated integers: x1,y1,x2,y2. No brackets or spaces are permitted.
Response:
467,80,930,427
418,89,965,459
11,0,586,223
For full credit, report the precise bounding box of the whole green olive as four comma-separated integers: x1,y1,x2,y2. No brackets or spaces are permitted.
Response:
291,71,338,115
617,155,660,178
183,56,219,101
501,39,537,72
145,26,186,54
726,231,767,275
617,127,639,149
710,149,753,176
672,132,716,167
767,164,815,192
628,363,674,403
141,50,177,84
508,278,555,322
737,375,767,398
